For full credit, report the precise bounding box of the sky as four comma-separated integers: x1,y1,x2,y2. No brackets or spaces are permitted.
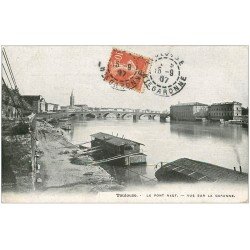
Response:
2,46,249,111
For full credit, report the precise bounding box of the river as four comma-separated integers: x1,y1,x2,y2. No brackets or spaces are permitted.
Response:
64,117,248,186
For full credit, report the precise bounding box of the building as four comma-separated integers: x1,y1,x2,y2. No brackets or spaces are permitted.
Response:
75,104,88,111
61,91,89,112
21,95,46,113
60,106,68,111
209,101,242,121
170,102,209,121
45,103,54,112
45,103,60,112
53,104,60,111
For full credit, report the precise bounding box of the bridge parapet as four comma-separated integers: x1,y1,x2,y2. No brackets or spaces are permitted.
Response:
37,109,170,121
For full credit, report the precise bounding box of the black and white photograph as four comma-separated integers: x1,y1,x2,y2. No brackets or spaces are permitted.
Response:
1,45,248,203
1,1,250,250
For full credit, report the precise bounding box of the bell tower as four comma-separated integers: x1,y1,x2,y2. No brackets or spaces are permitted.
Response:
70,90,75,107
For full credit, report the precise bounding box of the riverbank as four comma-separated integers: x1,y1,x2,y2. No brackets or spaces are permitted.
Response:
34,121,124,194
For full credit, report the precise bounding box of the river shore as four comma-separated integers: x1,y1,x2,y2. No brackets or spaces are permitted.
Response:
34,121,124,195
2,120,124,202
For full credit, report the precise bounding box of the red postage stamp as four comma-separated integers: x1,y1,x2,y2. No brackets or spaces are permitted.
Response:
104,48,151,92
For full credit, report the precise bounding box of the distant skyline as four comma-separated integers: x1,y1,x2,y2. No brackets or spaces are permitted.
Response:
2,46,249,111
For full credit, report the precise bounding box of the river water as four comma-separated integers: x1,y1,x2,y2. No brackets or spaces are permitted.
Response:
65,117,248,186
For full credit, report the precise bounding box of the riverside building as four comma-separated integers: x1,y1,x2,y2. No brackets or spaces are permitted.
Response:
22,95,46,113
170,102,209,121
209,101,242,121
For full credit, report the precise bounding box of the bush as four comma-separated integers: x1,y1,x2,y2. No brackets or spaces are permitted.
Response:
11,123,29,135
48,118,59,125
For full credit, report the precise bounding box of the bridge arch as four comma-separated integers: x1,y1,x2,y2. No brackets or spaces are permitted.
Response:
85,113,96,119
152,114,160,119
103,112,117,118
121,113,132,119
139,113,152,119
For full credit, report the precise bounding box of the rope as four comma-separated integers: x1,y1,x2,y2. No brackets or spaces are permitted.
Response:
2,48,40,191
2,48,26,110
2,64,15,91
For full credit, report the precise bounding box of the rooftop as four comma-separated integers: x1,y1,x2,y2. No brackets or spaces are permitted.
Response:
75,104,88,107
171,102,208,107
91,132,144,146
211,101,242,106
162,158,248,183
46,102,59,105
22,95,45,105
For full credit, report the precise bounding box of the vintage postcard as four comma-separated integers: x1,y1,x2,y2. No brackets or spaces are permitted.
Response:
1,45,248,203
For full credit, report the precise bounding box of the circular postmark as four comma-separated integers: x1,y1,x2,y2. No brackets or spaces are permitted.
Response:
98,61,127,91
144,53,187,97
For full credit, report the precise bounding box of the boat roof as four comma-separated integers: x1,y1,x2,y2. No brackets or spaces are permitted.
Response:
91,132,144,146
162,158,248,183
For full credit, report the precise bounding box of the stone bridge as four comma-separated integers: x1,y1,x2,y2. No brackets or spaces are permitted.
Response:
38,109,170,122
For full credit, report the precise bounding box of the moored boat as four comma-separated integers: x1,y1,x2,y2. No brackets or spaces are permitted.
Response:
155,158,248,183
61,123,71,130
90,132,147,166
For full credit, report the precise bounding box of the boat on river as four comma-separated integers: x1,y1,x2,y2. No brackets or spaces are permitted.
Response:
155,158,248,183
59,117,69,122
61,122,72,130
61,125,71,130
90,132,147,166
228,120,243,125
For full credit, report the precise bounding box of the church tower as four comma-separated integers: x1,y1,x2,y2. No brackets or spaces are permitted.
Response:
70,90,75,107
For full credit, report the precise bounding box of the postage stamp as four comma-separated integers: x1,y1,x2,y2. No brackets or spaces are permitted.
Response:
144,53,187,97
98,61,127,91
104,48,151,92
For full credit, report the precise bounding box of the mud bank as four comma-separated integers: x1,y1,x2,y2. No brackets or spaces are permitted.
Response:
35,121,124,195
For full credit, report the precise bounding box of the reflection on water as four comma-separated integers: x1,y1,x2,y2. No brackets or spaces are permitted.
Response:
170,121,244,143
66,118,248,186
101,164,149,186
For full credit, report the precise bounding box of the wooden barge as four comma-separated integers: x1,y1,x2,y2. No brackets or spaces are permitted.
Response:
155,158,248,183
90,132,146,166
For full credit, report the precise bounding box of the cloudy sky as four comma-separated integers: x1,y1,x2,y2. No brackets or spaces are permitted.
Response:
2,46,248,111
